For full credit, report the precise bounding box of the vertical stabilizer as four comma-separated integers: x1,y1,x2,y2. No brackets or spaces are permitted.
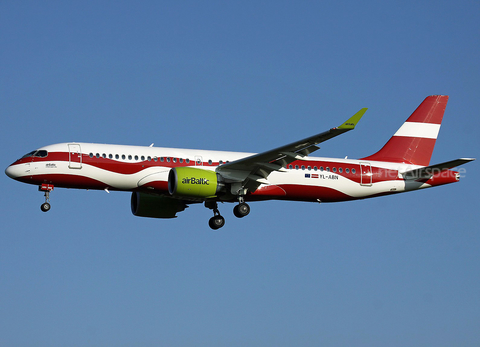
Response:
361,95,448,166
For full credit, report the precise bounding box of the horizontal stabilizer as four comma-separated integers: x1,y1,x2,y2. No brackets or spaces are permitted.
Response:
402,158,475,179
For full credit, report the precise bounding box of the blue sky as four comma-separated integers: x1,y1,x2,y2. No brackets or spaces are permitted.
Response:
1,1,479,346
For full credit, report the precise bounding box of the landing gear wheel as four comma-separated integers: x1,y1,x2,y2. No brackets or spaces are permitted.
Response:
41,202,51,212
233,202,250,218
209,215,225,230
39,184,54,213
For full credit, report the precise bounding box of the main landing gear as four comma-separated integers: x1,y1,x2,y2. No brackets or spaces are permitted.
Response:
39,183,54,212
205,200,225,230
233,195,250,218
205,199,251,230
233,202,250,218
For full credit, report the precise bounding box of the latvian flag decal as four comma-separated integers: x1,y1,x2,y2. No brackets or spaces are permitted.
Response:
305,173,319,178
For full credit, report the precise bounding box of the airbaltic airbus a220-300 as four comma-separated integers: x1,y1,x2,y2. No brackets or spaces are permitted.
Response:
5,96,475,229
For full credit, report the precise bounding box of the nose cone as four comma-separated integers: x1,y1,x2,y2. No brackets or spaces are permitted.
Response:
5,164,22,180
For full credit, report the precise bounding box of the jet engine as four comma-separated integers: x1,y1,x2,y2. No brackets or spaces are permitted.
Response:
168,167,225,199
131,192,187,218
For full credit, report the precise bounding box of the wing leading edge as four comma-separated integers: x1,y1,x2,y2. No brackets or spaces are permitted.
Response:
216,108,367,193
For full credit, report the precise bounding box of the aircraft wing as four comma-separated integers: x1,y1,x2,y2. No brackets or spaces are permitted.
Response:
402,158,475,180
216,108,367,192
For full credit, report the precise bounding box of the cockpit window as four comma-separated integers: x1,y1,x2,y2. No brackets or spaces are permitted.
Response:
21,151,37,159
21,150,48,159
36,150,48,157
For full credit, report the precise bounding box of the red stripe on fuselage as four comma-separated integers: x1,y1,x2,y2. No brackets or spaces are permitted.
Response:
17,152,403,185
276,184,354,202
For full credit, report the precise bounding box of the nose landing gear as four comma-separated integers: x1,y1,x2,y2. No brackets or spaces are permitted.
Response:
39,184,54,212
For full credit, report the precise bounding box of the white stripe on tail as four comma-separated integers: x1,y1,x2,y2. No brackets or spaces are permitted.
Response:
362,95,448,166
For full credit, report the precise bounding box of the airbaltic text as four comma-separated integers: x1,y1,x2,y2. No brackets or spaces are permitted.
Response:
182,177,210,185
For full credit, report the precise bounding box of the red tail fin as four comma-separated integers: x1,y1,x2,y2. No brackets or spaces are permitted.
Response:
361,95,448,166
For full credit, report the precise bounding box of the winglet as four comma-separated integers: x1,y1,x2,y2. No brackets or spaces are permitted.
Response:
337,108,367,130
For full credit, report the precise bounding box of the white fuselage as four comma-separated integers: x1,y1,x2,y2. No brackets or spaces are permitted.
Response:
6,142,445,204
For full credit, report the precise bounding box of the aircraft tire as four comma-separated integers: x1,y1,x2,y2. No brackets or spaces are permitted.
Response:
233,203,250,218
41,202,51,212
209,215,225,230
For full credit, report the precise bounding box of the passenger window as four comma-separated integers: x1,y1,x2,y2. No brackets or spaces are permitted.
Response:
102,153,106,158
288,165,293,169
173,158,177,163
109,154,113,159
141,156,145,161
89,153,94,158
307,166,311,171
352,168,356,174
345,168,350,173
179,158,183,163
122,155,126,160
115,154,119,159
295,165,299,170
339,167,343,173
333,167,337,173
320,166,324,171
147,156,151,161
326,167,330,172
208,159,212,165
313,166,318,171
186,159,190,164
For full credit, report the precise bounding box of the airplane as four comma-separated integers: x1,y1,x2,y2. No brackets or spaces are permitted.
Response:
5,95,474,229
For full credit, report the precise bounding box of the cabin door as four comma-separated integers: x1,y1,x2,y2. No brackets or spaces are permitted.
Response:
68,144,82,169
360,162,372,186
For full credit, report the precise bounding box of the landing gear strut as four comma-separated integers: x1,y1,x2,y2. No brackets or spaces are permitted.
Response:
39,184,54,212
205,200,225,230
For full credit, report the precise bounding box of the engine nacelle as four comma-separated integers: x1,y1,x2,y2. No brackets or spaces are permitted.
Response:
168,167,224,199
131,192,187,219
